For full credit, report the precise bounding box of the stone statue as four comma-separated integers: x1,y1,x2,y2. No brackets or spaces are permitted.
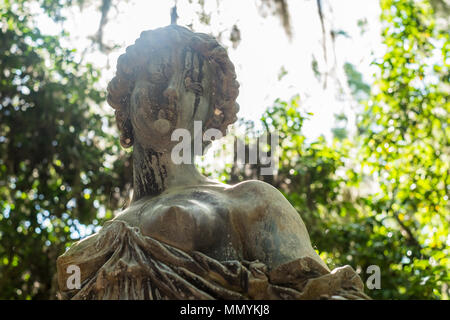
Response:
56,25,369,300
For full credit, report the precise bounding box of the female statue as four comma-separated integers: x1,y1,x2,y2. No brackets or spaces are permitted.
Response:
57,25,369,300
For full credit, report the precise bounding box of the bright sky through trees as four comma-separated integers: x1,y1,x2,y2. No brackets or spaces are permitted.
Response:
34,0,382,140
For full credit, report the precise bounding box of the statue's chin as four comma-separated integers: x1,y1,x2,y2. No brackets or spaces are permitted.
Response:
132,118,177,152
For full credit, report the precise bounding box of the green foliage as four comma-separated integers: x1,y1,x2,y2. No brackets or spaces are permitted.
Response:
357,0,449,299
223,0,449,299
343,62,370,101
331,112,349,140
0,0,130,299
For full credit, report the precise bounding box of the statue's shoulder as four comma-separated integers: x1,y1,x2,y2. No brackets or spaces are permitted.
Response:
227,179,283,201
226,180,291,219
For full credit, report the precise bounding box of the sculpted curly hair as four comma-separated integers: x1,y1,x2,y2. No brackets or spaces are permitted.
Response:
106,25,240,148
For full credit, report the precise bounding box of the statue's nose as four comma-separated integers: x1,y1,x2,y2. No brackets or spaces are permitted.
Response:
163,87,178,105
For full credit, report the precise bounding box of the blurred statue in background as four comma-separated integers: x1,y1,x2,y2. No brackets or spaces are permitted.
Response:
56,25,369,300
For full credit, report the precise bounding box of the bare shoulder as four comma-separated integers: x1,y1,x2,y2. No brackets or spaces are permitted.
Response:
225,179,296,220
227,179,276,194
227,179,288,206
224,179,328,270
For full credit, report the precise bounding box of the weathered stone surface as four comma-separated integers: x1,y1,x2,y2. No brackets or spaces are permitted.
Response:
57,25,370,300
57,220,368,300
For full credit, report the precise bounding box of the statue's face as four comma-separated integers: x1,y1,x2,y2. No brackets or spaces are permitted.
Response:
129,47,213,153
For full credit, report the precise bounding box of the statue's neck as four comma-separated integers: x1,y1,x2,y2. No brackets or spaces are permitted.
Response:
132,142,206,202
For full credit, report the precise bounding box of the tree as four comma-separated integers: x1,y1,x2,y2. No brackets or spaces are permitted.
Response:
0,0,131,299
357,0,449,298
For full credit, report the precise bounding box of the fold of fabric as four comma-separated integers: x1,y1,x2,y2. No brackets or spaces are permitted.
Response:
57,220,370,300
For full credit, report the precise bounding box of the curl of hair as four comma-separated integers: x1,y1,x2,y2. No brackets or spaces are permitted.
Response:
107,25,239,148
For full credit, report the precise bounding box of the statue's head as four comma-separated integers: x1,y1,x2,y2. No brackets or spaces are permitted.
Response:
107,25,239,152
